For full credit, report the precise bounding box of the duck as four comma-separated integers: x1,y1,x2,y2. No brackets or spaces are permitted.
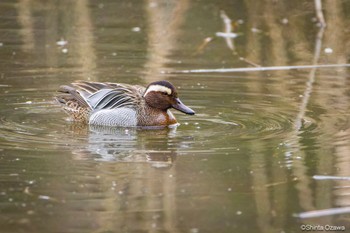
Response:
55,80,195,127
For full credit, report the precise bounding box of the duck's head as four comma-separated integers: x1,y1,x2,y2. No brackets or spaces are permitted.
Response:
143,80,195,115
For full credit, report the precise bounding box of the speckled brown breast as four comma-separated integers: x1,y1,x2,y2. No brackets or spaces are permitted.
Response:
137,107,177,127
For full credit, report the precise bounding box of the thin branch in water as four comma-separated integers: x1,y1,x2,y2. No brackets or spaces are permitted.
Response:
218,12,256,67
264,181,288,188
294,27,325,130
166,64,350,74
295,206,350,219
194,10,259,68
219,10,235,51
313,175,350,180
220,10,232,34
193,37,215,55
239,57,261,67
314,0,326,27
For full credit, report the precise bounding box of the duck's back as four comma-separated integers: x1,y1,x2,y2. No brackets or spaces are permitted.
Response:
55,81,145,126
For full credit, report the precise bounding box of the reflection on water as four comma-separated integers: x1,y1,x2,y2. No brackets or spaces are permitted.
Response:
1,0,350,232
77,125,178,167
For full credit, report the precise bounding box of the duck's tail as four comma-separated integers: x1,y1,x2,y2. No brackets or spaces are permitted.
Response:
55,85,91,122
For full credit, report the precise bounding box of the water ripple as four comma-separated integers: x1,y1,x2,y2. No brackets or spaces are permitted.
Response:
0,83,320,160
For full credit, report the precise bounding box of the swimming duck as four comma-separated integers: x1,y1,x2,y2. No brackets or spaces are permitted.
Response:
55,80,195,127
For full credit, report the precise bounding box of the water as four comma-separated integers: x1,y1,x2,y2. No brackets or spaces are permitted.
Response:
1,0,350,232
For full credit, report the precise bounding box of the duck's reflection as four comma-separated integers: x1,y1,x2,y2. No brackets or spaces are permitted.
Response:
71,124,181,168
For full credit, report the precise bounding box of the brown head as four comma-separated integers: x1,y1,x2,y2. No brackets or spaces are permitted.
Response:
143,80,195,115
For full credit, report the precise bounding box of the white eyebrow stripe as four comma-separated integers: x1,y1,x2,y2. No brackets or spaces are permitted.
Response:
143,84,172,97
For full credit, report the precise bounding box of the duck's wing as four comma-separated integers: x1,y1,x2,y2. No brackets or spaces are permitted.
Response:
65,81,145,110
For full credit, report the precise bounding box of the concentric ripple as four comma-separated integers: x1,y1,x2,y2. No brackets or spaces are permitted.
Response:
0,80,320,158
0,112,84,152
0,88,87,151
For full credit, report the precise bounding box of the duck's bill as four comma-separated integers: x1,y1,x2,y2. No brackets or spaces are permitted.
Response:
172,98,195,115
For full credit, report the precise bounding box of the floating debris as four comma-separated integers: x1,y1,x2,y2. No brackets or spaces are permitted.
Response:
281,18,289,24
324,47,333,54
131,27,141,32
149,2,158,8
313,175,350,180
215,32,238,38
56,39,68,46
251,28,262,33
151,162,171,168
38,195,50,200
24,187,32,196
